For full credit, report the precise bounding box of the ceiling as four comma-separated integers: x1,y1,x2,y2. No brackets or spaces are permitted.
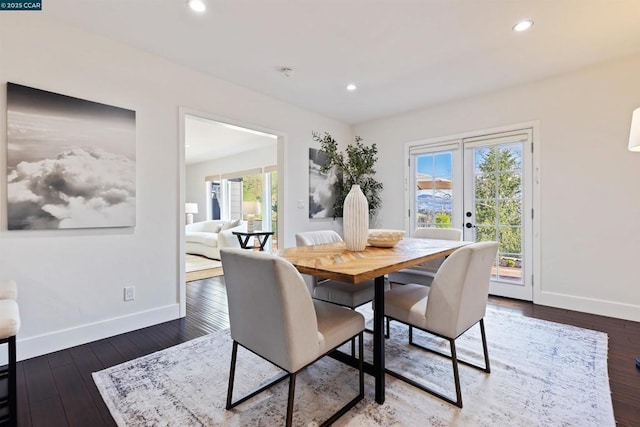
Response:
45,1,640,125
184,115,277,165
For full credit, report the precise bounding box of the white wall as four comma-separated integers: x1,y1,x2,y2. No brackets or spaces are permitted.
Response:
0,14,351,360
185,145,277,224
355,54,640,322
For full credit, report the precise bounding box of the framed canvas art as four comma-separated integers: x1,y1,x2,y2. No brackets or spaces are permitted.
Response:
6,83,136,230
308,147,341,218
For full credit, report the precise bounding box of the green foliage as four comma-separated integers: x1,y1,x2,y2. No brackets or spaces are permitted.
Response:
242,175,263,219
434,212,451,228
312,131,383,218
474,146,522,256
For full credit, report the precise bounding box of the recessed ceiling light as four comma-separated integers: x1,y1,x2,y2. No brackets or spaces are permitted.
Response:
346,84,357,91
187,0,206,13
513,20,533,32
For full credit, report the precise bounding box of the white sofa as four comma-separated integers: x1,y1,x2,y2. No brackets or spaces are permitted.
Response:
185,219,247,260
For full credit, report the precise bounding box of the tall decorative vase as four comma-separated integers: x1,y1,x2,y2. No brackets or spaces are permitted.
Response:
343,184,369,251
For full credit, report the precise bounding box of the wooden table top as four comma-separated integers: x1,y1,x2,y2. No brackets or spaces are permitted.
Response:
278,237,469,284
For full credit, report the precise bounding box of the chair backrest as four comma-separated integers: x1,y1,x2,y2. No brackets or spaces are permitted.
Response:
295,230,343,290
295,230,343,246
424,241,498,338
411,227,463,273
220,248,320,372
412,227,463,241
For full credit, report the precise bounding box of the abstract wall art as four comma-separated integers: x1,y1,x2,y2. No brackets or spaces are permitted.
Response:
6,83,136,230
308,147,341,219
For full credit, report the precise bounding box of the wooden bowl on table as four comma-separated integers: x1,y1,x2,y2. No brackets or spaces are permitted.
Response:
367,229,405,248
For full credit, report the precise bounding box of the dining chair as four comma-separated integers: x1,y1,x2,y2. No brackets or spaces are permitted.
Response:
295,230,383,309
387,227,463,287
295,230,388,348
220,248,365,427
383,241,498,408
385,227,463,337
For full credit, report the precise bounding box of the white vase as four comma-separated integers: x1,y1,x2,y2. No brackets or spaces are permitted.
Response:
343,184,369,251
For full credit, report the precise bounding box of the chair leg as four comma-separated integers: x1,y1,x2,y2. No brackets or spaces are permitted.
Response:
359,332,364,396
321,332,365,427
385,317,390,338
286,373,296,427
351,338,356,358
479,318,491,373
225,342,289,410
449,339,463,408
408,321,490,373
227,334,364,426
9,336,16,427
226,341,238,410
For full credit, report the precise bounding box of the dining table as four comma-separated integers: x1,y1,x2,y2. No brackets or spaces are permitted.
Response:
277,236,469,404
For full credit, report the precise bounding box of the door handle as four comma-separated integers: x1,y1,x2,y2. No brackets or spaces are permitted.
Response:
465,222,475,229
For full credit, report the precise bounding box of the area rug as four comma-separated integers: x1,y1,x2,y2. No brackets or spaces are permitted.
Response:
185,254,222,273
185,254,223,282
93,308,614,426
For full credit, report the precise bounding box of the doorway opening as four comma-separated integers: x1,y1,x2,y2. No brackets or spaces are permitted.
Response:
180,109,284,317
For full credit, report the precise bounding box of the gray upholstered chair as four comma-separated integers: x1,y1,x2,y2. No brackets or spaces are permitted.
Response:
387,227,463,287
220,248,365,426
295,230,384,309
384,241,498,408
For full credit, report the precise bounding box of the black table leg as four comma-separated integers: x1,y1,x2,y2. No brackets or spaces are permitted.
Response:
235,234,251,249
257,235,269,251
373,275,385,404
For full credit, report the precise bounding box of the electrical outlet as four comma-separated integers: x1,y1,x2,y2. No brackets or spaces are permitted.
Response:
124,286,135,301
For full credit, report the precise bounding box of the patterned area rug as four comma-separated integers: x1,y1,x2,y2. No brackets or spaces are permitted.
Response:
93,308,614,426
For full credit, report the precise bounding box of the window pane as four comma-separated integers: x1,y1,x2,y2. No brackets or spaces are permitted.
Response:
475,225,497,242
475,199,496,226
475,173,496,199
497,199,522,226
415,151,453,228
498,172,521,198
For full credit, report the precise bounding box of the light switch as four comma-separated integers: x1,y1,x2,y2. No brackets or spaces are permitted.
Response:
297,200,305,209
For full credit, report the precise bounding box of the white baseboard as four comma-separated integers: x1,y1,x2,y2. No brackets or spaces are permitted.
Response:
537,291,640,322
7,304,181,364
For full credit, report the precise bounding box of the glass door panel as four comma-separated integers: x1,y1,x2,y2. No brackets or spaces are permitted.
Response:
414,151,454,229
464,134,532,300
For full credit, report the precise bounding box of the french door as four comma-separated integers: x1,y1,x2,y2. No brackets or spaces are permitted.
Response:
408,129,533,300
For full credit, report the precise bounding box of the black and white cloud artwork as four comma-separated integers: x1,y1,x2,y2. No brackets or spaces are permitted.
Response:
308,148,341,219
6,83,136,230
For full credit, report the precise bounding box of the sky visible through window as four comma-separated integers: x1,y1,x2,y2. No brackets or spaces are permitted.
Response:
417,152,452,178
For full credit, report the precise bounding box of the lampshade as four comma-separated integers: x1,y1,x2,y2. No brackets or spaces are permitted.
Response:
629,107,640,152
185,203,199,214
242,201,261,216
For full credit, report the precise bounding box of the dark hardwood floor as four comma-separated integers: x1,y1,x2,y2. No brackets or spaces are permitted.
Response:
11,277,640,426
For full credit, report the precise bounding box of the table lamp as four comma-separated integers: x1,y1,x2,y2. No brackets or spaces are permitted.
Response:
185,203,198,225
243,201,261,233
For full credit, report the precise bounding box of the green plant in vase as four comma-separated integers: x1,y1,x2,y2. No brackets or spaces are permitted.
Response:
312,131,383,218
